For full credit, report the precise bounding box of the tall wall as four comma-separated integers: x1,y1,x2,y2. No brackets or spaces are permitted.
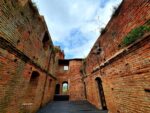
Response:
0,0,56,113
84,0,150,113
69,60,86,101
55,57,86,101
0,0,150,113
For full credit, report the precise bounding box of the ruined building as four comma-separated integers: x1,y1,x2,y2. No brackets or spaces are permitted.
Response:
0,0,150,113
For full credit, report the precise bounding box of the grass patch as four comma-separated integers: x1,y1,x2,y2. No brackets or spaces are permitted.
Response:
53,46,61,53
121,25,150,47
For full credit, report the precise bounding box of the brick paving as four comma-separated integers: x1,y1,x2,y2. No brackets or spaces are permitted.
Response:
37,101,108,113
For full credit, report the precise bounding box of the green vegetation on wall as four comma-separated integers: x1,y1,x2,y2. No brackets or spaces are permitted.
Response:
121,25,150,47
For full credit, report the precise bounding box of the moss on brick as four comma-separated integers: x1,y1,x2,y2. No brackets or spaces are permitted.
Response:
121,25,150,47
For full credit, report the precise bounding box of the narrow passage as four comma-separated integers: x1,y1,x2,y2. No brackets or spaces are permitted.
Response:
37,101,108,113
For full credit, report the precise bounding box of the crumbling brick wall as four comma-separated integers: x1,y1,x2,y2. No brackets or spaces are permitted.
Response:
84,0,150,113
0,0,56,113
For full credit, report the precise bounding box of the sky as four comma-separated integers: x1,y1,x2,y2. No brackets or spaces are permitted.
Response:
32,0,122,59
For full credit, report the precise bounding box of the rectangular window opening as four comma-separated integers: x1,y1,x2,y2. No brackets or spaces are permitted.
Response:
64,66,69,71
144,88,150,93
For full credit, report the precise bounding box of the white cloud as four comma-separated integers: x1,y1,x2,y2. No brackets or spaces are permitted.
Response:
32,0,122,58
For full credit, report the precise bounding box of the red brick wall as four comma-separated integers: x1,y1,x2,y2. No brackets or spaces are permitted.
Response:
69,60,85,101
0,0,150,113
55,59,86,100
84,0,150,113
55,60,69,95
0,0,56,113
41,77,56,106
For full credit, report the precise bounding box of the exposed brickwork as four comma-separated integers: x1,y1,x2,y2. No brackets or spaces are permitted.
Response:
0,0,150,113
55,55,86,100
69,60,85,100
84,0,150,113
0,0,56,113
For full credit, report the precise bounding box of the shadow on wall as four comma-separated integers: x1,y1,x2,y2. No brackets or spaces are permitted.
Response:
95,77,107,110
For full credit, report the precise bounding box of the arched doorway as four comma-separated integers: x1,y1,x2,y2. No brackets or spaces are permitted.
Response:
95,77,107,110
26,71,40,103
62,81,68,95
55,84,60,94
54,82,69,101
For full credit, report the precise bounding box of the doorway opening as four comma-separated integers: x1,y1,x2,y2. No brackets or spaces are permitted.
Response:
62,81,68,95
95,77,107,110
55,84,60,94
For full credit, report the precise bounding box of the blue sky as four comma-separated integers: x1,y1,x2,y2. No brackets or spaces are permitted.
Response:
32,0,122,59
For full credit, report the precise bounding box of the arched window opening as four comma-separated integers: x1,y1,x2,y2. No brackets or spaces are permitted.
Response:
62,81,68,94
25,71,40,103
55,84,60,94
95,77,107,110
30,71,39,86
42,31,50,50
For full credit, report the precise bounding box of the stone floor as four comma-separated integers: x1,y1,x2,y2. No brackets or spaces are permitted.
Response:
37,101,108,113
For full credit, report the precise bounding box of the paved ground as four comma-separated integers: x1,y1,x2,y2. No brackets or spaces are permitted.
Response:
37,101,108,113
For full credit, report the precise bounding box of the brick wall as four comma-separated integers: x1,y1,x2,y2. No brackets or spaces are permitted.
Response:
55,58,86,100
0,0,150,113
84,0,150,113
0,0,56,113
69,60,85,101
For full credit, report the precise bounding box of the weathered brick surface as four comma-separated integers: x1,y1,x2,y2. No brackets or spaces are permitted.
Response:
0,0,56,113
0,0,150,113
69,60,85,100
0,0,54,70
84,0,150,113
55,56,86,100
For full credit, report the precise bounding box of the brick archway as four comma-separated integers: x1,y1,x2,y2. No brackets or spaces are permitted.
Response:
62,81,68,95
